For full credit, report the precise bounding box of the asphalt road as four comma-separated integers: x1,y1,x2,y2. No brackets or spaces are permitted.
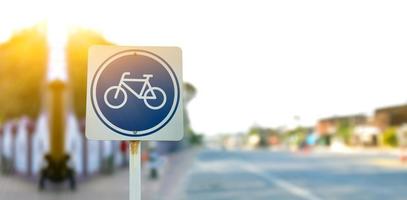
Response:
0,149,197,200
186,149,407,200
1,148,406,200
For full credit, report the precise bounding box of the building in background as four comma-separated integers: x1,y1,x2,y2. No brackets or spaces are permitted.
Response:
316,114,367,146
375,104,407,131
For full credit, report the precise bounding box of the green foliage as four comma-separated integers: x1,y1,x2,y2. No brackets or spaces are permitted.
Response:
248,127,260,135
279,127,308,147
66,30,111,118
382,127,398,147
287,127,307,145
184,82,196,96
184,82,196,103
0,25,47,121
248,126,280,146
189,133,203,145
336,120,352,144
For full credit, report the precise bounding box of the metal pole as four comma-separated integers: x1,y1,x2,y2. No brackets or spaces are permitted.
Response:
129,141,141,200
0,126,3,170
48,80,66,162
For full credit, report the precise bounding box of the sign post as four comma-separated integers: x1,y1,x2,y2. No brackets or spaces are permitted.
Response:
129,141,141,200
86,46,183,200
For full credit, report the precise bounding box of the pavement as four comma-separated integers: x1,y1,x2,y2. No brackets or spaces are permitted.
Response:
142,148,199,200
185,148,407,200
1,147,407,200
0,148,199,200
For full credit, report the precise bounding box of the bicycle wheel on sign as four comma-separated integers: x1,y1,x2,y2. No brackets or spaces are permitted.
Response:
144,87,167,110
104,86,128,109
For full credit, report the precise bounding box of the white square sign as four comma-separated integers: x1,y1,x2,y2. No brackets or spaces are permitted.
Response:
86,46,183,141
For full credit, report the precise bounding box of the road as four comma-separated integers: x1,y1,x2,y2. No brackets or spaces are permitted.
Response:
0,149,197,200
185,149,407,200
1,148,407,200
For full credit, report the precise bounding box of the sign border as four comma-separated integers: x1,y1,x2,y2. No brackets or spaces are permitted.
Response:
90,49,181,137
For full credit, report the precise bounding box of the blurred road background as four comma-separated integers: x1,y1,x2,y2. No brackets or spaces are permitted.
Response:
187,149,407,200
1,147,407,200
1,1,407,200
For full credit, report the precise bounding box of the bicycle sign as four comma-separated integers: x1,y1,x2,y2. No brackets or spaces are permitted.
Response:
104,72,167,110
86,46,183,141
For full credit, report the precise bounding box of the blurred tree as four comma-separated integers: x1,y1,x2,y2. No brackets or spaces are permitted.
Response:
183,82,201,145
183,82,196,103
283,127,307,147
337,120,352,144
0,25,47,122
248,126,279,147
66,29,111,119
381,127,398,147
183,82,196,129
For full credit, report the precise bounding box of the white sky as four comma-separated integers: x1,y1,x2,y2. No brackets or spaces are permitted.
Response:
0,0,406,135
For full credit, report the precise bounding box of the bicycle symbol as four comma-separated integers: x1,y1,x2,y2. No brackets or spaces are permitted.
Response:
104,72,167,110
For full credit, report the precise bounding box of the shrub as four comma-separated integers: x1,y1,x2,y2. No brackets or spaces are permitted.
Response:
381,127,398,147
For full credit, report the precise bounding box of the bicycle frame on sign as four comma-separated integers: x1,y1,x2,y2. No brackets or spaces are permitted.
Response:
116,72,156,99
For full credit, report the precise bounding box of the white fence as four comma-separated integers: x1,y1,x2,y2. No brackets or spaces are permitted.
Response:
0,113,128,177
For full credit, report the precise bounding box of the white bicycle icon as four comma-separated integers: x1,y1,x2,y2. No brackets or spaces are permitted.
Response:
104,72,167,110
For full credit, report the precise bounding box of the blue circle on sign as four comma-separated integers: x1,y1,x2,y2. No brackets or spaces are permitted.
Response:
91,50,180,137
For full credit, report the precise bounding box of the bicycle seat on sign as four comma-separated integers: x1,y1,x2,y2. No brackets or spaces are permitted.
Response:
143,74,154,78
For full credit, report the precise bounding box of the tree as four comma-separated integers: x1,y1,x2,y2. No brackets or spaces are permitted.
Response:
66,29,111,119
183,82,200,144
382,127,398,147
0,25,47,121
337,120,352,144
